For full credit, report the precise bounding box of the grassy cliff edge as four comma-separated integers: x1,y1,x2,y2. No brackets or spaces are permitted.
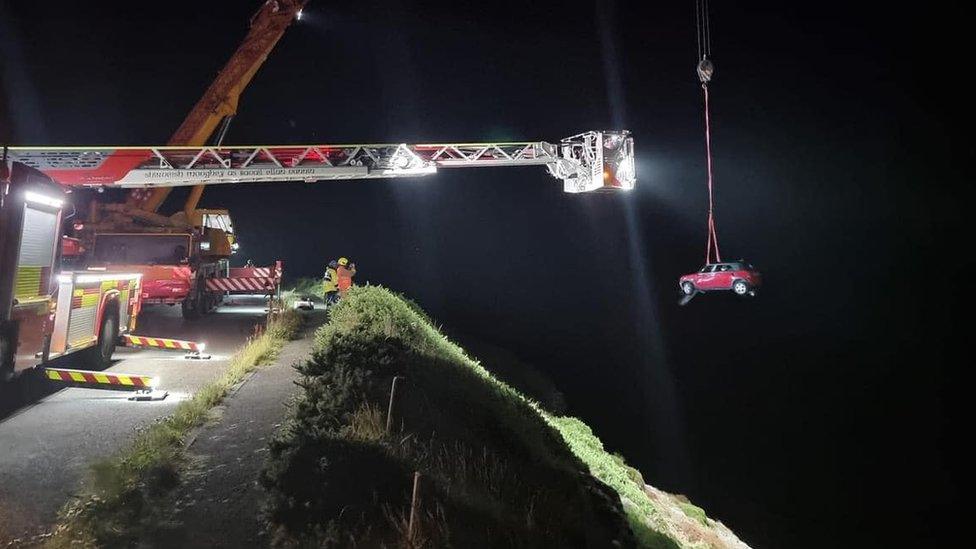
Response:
262,286,749,548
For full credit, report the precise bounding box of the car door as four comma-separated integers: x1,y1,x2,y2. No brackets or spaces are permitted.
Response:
713,264,734,289
697,265,718,289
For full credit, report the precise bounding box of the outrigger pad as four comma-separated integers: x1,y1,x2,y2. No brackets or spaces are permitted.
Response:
128,390,169,402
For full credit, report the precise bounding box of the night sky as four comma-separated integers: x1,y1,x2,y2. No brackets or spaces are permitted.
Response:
1,1,963,547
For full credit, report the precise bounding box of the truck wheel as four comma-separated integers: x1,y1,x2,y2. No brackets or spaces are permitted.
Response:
206,291,221,313
181,297,202,320
84,306,119,369
1,336,13,382
681,281,696,295
732,280,749,296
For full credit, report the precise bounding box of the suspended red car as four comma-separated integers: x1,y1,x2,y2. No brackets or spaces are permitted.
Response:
680,0,760,304
679,261,762,297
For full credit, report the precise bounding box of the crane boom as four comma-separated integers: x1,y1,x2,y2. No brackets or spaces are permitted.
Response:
6,131,636,193
128,0,305,215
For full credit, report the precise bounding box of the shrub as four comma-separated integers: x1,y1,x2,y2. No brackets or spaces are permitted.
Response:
262,286,635,547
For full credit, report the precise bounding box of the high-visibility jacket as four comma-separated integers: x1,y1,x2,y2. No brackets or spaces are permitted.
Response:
337,265,355,295
323,267,338,294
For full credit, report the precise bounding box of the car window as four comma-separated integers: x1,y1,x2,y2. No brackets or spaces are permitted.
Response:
718,264,732,272
699,265,713,273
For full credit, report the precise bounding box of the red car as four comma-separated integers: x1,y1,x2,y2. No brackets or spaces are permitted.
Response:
679,261,762,296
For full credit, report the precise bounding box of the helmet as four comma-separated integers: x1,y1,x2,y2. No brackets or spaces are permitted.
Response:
328,260,338,268
338,257,349,266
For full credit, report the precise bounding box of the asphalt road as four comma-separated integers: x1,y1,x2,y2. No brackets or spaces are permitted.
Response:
0,296,272,545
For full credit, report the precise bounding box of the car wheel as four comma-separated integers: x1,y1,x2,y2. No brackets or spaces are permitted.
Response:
733,280,749,295
681,281,696,295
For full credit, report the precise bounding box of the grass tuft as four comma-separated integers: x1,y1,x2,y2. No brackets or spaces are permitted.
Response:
678,502,709,526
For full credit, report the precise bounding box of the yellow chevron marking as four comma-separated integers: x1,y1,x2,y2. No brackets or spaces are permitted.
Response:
15,266,42,300
119,376,134,386
70,336,96,348
69,372,86,382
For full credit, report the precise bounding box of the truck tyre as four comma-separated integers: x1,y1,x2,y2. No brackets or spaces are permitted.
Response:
181,296,202,320
84,305,119,369
1,336,12,382
205,290,220,314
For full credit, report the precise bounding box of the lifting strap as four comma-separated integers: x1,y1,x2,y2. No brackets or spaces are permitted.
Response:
696,0,721,264
702,83,721,264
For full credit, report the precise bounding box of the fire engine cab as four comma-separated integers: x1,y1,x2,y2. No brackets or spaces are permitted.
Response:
1,161,142,382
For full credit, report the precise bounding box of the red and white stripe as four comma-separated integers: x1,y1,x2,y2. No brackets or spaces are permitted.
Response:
227,267,280,279
206,277,276,292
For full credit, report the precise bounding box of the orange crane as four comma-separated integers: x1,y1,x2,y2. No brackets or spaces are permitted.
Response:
76,0,305,318
127,0,306,218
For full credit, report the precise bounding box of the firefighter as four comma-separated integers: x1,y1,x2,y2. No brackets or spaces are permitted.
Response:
323,259,339,306
337,257,356,297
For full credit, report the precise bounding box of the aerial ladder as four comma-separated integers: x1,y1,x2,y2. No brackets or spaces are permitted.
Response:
1,132,634,386
8,132,634,192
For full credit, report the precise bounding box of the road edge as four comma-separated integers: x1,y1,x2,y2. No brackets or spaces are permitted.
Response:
39,310,306,548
